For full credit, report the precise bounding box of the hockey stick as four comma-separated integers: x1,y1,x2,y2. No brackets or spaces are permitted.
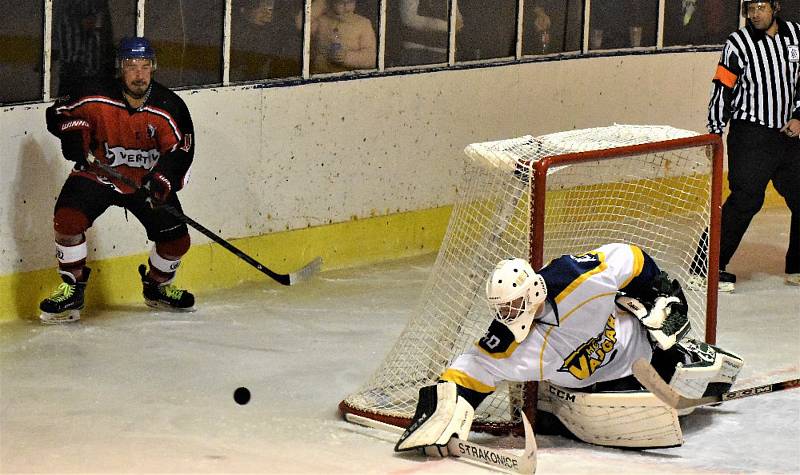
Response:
84,155,322,286
344,413,537,474
632,358,800,410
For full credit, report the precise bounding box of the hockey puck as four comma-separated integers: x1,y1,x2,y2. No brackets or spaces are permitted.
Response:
233,387,251,405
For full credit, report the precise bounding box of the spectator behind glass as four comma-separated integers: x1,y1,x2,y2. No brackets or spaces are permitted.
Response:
523,0,583,55
589,0,658,49
386,0,463,67
527,4,551,54
52,0,115,97
663,0,734,46
311,0,377,73
455,0,516,61
231,0,302,81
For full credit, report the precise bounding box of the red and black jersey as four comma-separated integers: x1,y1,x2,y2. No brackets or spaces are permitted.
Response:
46,79,194,194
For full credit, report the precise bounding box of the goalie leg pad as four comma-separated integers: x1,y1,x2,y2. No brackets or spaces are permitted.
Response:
669,339,744,401
394,382,474,455
536,381,683,448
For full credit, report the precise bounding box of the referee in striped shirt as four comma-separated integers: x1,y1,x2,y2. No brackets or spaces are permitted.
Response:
707,0,799,288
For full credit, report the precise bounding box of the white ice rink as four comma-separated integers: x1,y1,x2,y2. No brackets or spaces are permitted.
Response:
1,207,798,474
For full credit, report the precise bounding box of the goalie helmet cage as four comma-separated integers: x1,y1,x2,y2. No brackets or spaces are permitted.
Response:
340,124,723,435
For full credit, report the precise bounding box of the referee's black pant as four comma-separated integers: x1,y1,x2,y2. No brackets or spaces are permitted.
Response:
722,120,800,274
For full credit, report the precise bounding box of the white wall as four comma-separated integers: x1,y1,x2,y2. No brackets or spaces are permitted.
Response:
0,52,719,276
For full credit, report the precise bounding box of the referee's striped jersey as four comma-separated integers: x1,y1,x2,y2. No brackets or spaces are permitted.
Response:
707,18,800,134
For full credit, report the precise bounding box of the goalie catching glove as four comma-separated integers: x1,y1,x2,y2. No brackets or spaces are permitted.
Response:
394,381,475,456
616,271,690,350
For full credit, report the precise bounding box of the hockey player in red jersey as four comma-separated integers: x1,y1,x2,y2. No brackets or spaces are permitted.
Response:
40,37,196,323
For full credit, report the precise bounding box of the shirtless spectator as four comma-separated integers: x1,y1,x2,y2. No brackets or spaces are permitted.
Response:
310,0,377,73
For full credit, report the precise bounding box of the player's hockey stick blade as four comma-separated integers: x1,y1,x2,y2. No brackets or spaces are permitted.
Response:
344,413,537,474
85,155,321,285
632,358,800,410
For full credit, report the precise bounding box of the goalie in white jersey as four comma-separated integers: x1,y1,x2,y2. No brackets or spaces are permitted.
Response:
395,243,743,452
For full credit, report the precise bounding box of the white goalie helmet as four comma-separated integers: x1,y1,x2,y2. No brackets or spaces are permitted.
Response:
485,258,548,342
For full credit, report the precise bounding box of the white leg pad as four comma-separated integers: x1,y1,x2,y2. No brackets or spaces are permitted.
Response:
537,381,683,448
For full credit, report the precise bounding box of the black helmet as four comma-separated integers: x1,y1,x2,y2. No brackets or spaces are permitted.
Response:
741,0,779,17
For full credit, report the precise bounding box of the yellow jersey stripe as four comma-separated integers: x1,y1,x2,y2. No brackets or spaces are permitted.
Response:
554,251,607,303
441,368,496,393
619,245,645,289
475,339,520,359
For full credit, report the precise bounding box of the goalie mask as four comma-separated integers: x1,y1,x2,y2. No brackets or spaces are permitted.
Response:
485,258,547,342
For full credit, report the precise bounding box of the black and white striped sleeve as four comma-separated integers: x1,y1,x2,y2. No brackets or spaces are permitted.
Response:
707,41,743,135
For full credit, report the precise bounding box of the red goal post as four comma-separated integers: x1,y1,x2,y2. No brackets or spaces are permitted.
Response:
529,133,723,343
340,125,724,435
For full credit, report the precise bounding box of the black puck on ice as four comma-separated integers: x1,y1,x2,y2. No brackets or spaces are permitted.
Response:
234,387,251,405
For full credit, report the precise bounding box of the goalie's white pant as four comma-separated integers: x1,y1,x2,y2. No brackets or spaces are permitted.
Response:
537,381,683,448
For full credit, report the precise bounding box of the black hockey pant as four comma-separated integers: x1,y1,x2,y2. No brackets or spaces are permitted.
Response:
721,120,800,274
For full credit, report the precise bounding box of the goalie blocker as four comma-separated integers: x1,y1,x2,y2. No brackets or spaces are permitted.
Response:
394,381,477,456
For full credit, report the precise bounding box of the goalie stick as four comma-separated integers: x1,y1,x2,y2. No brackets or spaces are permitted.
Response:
84,155,322,286
344,413,537,475
632,358,800,410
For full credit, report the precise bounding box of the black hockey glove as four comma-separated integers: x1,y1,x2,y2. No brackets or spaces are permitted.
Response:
141,172,172,208
56,119,91,169
616,271,689,350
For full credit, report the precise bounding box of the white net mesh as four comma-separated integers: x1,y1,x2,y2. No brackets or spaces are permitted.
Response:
341,124,717,432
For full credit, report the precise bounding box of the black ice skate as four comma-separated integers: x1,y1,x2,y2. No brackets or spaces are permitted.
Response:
39,268,91,324
138,264,196,312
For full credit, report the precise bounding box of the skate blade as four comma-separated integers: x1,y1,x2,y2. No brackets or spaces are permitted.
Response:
686,277,734,293
144,299,197,313
39,309,81,324
718,282,734,293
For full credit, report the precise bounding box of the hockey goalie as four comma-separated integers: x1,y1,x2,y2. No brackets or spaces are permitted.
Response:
395,243,744,453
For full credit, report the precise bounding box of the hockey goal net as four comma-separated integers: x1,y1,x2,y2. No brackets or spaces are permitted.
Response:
340,124,723,434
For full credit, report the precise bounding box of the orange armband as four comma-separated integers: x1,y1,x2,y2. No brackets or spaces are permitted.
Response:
713,64,737,88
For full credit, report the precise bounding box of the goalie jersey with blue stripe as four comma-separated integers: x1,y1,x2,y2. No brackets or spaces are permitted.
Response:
442,243,661,393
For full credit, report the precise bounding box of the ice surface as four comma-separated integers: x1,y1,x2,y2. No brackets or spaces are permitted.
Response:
1,208,798,474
